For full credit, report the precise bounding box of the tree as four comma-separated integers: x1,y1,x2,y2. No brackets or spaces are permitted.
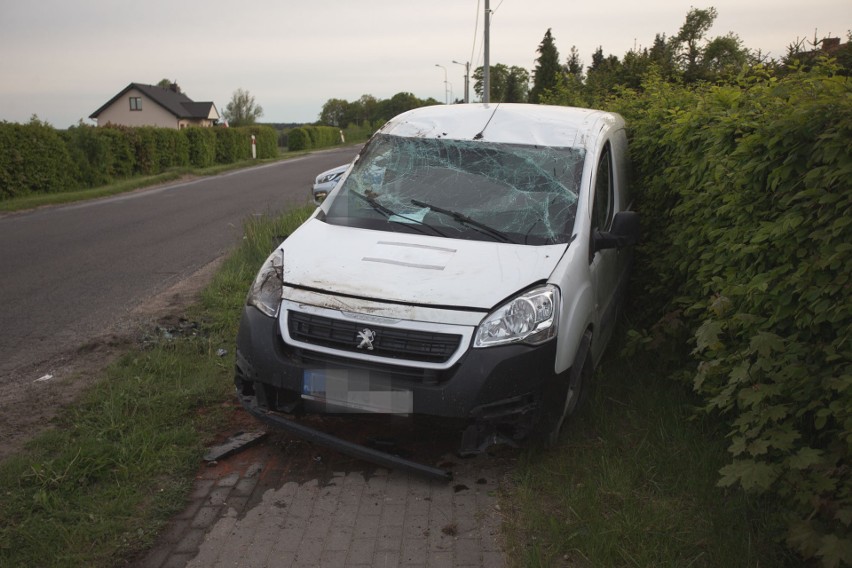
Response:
585,47,623,103
673,7,717,74
319,98,350,127
702,33,749,76
156,78,182,93
565,46,583,78
473,64,529,103
223,88,263,127
530,29,562,103
503,67,530,103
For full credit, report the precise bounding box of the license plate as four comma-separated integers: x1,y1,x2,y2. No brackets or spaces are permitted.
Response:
302,369,412,414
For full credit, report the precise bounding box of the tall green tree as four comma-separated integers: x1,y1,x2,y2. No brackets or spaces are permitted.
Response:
672,6,718,79
565,46,583,77
529,29,562,103
473,64,530,103
319,98,350,127
223,88,263,127
585,47,624,104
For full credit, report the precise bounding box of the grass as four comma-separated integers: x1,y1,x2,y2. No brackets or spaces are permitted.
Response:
0,206,314,567
501,338,797,567
0,201,793,566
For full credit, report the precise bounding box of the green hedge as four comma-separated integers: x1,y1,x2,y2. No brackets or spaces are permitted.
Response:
610,64,851,566
287,125,341,151
185,127,216,168
0,120,77,199
0,123,281,199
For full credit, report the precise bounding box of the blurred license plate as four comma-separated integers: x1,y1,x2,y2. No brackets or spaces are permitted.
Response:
302,369,412,414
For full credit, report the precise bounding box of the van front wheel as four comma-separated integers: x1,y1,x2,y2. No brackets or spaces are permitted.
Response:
537,330,592,447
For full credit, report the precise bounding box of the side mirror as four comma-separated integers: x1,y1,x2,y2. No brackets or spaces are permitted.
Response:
593,210,640,253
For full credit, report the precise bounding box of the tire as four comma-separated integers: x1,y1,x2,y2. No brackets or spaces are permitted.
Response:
541,330,593,447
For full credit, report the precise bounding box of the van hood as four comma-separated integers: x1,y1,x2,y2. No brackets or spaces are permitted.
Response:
280,218,566,310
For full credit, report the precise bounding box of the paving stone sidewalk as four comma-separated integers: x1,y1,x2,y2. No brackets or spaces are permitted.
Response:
133,434,512,568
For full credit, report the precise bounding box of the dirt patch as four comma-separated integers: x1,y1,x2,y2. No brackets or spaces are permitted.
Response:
0,256,226,463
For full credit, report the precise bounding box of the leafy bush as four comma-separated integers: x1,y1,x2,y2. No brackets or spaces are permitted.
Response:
287,127,310,151
244,125,278,159
0,119,77,199
612,64,851,566
184,127,216,168
286,125,341,151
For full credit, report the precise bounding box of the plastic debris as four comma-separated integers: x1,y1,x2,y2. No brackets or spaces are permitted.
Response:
203,431,267,462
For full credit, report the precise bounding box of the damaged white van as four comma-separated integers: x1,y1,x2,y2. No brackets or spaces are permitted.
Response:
235,104,638,479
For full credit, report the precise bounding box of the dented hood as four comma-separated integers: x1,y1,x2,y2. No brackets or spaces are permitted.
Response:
281,218,566,310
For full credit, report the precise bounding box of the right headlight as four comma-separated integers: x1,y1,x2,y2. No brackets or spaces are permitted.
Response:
246,249,284,317
473,285,560,348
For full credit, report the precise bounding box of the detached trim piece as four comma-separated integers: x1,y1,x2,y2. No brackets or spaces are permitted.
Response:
236,391,453,482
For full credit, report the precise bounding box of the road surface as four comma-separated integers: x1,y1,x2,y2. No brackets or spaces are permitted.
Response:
0,146,356,456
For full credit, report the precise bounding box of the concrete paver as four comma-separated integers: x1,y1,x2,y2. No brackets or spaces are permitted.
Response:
133,433,512,568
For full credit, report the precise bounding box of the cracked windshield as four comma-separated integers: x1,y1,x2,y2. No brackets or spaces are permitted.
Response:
324,134,585,245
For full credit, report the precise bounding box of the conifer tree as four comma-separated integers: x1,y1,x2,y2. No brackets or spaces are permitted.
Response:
529,29,562,104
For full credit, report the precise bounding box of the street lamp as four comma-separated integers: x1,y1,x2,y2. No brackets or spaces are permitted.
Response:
434,64,448,104
452,60,470,103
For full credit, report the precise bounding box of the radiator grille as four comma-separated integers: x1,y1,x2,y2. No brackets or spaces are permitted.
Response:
287,311,462,364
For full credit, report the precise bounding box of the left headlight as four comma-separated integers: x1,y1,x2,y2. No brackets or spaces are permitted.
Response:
247,250,284,317
474,285,560,348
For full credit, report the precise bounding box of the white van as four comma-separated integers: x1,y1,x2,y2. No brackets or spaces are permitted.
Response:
236,104,638,478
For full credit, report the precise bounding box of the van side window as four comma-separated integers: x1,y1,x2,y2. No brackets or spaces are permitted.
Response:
592,143,614,232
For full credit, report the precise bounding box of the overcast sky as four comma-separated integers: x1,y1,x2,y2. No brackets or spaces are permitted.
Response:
1,0,849,128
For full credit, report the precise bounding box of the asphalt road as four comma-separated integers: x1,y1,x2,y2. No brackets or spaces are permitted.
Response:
0,146,357,387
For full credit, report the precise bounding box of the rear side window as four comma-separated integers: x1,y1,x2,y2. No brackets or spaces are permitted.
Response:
592,143,614,232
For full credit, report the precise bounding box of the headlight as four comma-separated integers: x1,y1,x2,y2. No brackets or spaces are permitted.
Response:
247,250,284,317
474,285,559,348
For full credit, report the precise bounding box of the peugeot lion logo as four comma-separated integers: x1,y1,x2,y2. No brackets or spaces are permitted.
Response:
356,328,376,350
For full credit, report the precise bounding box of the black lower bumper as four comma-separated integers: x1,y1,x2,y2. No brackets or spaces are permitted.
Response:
235,388,453,481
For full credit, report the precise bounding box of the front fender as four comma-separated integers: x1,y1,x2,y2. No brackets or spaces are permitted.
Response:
554,278,595,374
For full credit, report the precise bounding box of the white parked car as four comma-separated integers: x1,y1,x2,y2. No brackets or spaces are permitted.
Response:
311,164,348,205
237,104,638,478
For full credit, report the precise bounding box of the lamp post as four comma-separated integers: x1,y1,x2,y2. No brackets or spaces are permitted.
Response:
452,60,470,103
434,64,448,104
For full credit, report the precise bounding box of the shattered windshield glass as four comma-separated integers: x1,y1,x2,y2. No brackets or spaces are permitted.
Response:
323,134,584,245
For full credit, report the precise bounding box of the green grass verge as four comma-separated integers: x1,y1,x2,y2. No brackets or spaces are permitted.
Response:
501,338,797,567
0,205,314,567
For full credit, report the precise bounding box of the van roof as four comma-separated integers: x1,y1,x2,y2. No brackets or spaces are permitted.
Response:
378,103,623,149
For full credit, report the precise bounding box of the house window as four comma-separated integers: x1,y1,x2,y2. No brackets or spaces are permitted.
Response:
129,97,142,111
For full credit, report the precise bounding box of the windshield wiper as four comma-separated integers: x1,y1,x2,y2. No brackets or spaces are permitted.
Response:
353,192,445,237
410,199,514,243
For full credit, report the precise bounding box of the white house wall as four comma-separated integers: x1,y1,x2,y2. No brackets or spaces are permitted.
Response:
95,87,179,128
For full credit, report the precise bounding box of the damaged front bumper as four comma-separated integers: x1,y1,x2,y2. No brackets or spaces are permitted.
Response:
234,305,559,478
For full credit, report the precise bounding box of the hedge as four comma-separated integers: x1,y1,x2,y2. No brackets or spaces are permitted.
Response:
0,123,281,199
0,120,77,199
287,125,342,151
610,64,851,566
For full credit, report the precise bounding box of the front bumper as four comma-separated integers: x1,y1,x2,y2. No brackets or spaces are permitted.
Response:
234,305,560,469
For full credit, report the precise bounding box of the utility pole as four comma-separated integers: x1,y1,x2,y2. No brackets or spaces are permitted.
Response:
453,60,470,103
483,0,490,103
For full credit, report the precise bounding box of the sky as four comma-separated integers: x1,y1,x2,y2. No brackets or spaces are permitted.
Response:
0,0,849,129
